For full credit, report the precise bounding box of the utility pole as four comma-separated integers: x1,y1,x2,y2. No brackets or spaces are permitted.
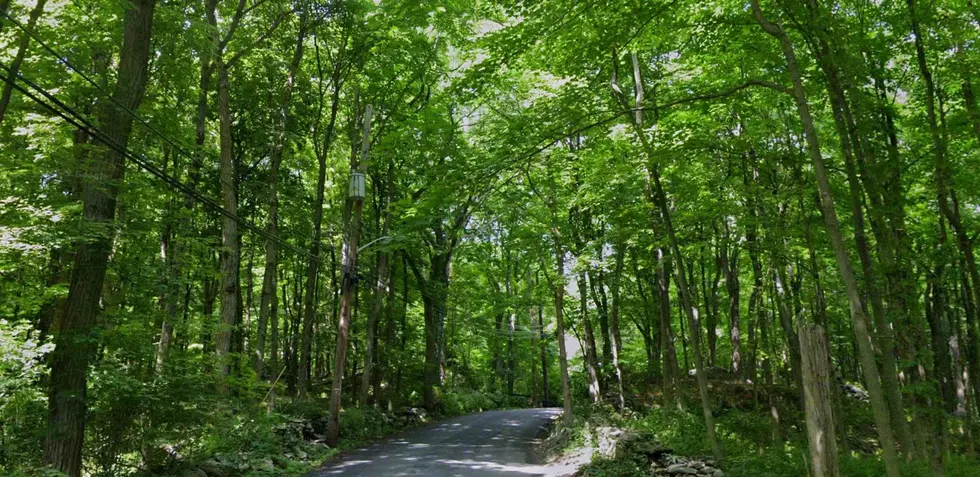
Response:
326,104,373,446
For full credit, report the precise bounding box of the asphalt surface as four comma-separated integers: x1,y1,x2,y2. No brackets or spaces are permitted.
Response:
305,408,564,477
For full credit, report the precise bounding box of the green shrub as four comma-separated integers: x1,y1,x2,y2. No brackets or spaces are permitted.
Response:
577,456,646,477
0,319,51,473
338,407,396,442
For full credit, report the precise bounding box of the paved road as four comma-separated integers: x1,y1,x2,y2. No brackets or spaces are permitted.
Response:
306,408,564,477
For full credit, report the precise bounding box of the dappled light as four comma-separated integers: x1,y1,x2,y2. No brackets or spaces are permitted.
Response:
3,0,980,475
308,409,563,476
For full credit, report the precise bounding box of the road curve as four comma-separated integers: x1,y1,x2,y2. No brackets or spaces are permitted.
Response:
305,408,563,477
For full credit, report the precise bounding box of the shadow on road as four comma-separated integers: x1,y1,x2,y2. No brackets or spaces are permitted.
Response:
306,408,571,476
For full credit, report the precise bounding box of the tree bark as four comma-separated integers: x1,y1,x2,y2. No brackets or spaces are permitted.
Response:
381,252,398,409
418,253,451,411
633,254,661,382
799,324,841,477
492,284,505,390
701,243,721,368
925,270,955,412
651,166,722,461
360,244,386,407
213,58,239,379
506,254,516,396
43,0,155,473
578,271,602,403
744,159,764,387
592,269,613,369
553,239,573,424
609,244,626,409
805,13,913,446
960,68,980,145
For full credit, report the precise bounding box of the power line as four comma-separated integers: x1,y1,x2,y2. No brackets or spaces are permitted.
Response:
3,60,555,343
0,16,579,347
0,9,237,192
0,63,327,264
0,55,508,343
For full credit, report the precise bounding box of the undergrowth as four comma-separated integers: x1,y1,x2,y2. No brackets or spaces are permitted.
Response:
570,383,980,477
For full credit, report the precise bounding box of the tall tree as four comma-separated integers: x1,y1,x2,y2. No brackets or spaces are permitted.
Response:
43,0,156,473
751,2,901,474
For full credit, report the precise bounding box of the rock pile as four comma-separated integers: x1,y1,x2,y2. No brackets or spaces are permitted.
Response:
841,383,869,401
182,454,280,477
592,426,724,477
650,454,724,477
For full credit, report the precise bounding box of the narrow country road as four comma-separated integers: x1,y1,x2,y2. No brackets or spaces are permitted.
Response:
305,408,564,477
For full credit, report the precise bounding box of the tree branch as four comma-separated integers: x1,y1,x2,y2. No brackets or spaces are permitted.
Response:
659,79,791,109
225,9,290,69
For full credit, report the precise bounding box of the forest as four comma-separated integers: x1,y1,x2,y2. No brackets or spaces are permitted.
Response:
2,0,980,476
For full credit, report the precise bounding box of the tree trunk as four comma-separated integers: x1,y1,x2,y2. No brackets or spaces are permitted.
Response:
43,0,155,473
381,253,398,409
361,159,393,406
719,224,741,377
745,171,764,387
157,149,178,372
257,15,306,377
0,0,9,36
159,17,215,370
493,303,505,389
799,323,841,477
0,0,48,125
506,254,516,396
553,239,573,424
808,21,913,447
298,61,342,397
804,206,829,329
951,269,975,447
961,70,980,145
634,255,661,381
507,311,516,395
578,271,602,403
530,274,539,406
609,244,626,409
773,260,803,390
592,269,613,369
420,253,450,411
701,244,721,368
539,306,550,406
360,249,387,406
394,252,410,400
658,249,681,407
214,59,239,380
650,165,722,461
